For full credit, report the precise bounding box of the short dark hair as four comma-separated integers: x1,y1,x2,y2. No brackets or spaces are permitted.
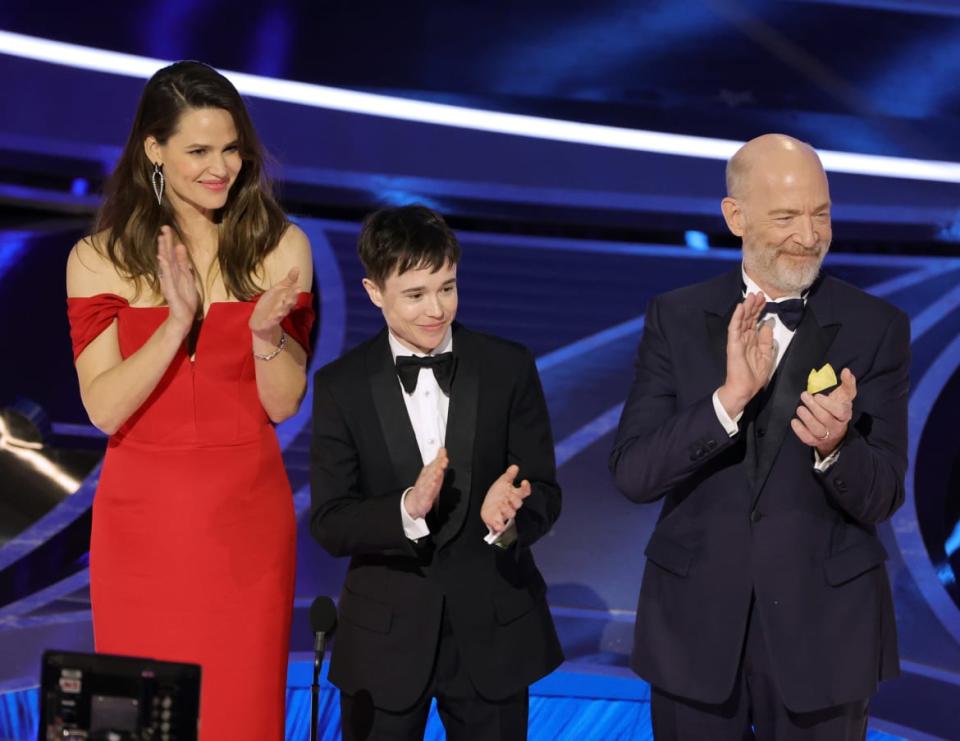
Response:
358,205,461,286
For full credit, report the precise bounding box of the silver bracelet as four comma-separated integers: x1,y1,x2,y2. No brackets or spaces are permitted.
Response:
253,330,286,361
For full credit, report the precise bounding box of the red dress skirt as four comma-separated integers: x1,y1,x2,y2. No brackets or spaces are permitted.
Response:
67,293,314,741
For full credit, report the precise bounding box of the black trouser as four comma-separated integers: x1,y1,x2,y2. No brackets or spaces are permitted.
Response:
652,597,868,741
341,607,528,741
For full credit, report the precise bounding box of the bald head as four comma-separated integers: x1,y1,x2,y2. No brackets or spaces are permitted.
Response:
720,133,832,298
725,134,824,200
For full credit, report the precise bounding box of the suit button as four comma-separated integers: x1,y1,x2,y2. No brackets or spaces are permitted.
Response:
834,478,847,492
750,509,762,524
757,427,766,438
706,439,717,451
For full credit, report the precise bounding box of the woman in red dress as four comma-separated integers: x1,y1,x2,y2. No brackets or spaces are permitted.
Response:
65,61,314,740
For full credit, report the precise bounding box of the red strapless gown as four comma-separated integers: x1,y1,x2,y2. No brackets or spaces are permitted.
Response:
67,293,314,741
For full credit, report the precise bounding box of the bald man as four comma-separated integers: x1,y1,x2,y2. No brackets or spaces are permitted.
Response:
610,134,909,739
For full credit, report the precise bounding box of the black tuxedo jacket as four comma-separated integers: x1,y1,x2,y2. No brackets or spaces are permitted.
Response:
310,324,563,711
610,269,909,713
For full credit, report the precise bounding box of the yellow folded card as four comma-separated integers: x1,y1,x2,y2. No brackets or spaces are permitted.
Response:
807,363,838,394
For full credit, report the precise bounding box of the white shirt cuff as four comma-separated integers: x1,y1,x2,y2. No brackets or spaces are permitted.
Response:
712,389,743,437
484,519,516,547
400,487,430,540
814,447,841,472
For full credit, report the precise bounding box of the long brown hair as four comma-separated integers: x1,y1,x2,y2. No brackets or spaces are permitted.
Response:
94,60,288,301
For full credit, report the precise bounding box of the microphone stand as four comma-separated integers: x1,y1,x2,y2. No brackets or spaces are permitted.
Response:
310,630,326,741
309,596,336,741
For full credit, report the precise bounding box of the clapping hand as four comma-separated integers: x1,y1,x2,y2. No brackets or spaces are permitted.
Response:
157,225,199,330
791,368,857,457
481,464,531,534
717,292,775,418
249,267,300,340
404,448,449,520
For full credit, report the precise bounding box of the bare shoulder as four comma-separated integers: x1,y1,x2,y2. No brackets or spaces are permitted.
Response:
262,222,313,290
66,232,131,299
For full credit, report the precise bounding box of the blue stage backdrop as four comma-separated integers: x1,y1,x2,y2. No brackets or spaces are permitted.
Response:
2,217,959,739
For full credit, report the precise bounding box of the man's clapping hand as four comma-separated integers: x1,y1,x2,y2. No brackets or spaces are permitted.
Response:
404,448,448,520
717,292,776,419
791,368,857,457
481,464,531,534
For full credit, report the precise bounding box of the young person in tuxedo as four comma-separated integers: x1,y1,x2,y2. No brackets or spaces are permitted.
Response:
610,134,909,740
310,205,563,740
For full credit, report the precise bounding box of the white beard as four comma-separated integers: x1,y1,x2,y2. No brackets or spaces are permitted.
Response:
744,244,827,295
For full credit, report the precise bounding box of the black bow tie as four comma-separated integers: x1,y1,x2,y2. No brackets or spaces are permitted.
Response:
395,352,455,394
762,298,805,331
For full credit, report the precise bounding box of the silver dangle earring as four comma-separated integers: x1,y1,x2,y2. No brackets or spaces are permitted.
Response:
151,162,164,205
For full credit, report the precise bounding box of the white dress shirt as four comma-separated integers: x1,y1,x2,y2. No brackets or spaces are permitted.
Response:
391,330,513,544
711,266,840,471
392,330,451,540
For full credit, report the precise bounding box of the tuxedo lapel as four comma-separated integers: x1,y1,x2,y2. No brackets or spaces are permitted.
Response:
750,279,841,500
704,268,743,380
706,306,735,381
368,332,424,491
435,324,478,549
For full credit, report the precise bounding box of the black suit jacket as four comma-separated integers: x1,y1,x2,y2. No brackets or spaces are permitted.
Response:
610,269,909,713
310,323,563,711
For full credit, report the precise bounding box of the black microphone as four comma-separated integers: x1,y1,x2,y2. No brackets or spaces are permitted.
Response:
309,596,337,741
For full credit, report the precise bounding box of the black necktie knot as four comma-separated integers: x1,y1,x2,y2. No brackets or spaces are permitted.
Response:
395,352,455,394
762,298,804,331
